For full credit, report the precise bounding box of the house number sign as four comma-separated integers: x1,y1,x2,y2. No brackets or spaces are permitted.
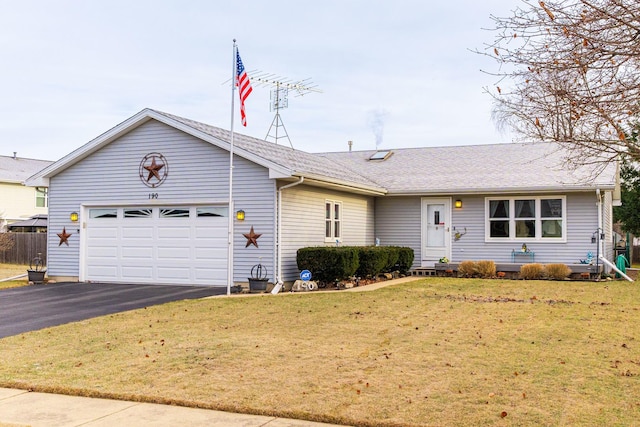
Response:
139,152,168,188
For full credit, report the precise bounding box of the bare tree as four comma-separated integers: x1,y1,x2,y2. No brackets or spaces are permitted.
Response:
480,0,640,169
0,233,14,253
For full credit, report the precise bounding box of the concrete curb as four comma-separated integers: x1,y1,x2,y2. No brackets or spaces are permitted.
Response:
0,388,348,427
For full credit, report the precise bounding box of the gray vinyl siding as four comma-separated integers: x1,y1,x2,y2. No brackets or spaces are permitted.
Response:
448,192,599,264
47,120,276,283
279,184,375,282
374,196,422,269
375,191,603,268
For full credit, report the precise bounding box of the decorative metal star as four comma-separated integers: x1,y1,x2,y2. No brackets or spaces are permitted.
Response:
57,227,72,246
243,226,262,248
144,156,165,183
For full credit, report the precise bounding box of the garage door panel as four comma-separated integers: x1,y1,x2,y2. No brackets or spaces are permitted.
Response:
121,266,154,279
86,206,228,286
195,247,227,260
158,227,191,239
87,246,119,258
157,247,190,260
87,226,119,238
122,226,154,239
121,247,154,259
88,266,118,279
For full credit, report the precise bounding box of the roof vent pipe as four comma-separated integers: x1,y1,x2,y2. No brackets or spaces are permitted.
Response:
13,152,17,159
348,141,353,152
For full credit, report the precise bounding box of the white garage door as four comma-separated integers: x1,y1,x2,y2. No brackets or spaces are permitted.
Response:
84,206,228,286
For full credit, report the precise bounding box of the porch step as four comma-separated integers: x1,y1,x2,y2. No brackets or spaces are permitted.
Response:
409,268,437,277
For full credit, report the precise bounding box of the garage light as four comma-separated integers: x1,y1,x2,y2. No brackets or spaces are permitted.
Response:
455,200,463,209
70,212,79,222
236,210,245,221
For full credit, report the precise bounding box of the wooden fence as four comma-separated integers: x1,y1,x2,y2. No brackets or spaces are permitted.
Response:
0,233,47,265
633,245,640,264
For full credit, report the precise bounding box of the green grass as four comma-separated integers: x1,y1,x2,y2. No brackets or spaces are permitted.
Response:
1,278,639,426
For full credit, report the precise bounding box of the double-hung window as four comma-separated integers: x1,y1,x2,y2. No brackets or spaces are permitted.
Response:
486,196,565,242
325,200,342,242
35,187,48,208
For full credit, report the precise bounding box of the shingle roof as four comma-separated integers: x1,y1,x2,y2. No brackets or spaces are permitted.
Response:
319,143,617,194
7,214,48,229
0,155,53,184
152,110,385,191
26,108,618,195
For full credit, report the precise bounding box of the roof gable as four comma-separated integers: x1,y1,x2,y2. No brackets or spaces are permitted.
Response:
26,109,385,194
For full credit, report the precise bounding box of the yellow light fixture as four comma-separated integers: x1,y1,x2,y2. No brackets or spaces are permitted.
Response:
236,209,245,221
70,211,79,222
454,200,462,209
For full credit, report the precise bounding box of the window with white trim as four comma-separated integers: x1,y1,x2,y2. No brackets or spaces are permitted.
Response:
325,200,342,242
486,196,565,241
35,187,48,208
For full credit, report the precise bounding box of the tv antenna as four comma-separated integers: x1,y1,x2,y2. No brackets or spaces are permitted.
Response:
248,71,322,148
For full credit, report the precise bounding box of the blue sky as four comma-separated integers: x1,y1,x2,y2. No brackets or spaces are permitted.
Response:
0,0,523,161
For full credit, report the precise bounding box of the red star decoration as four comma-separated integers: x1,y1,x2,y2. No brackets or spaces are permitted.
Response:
57,227,72,246
243,226,262,248
144,156,165,182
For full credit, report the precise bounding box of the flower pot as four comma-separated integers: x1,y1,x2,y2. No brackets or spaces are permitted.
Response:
248,278,269,292
27,269,46,284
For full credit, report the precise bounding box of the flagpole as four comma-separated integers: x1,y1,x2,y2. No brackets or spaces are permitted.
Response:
227,39,237,296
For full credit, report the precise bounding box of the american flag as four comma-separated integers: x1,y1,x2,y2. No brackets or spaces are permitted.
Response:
235,49,253,127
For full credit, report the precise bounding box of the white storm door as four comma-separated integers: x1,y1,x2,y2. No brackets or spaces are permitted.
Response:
421,198,451,267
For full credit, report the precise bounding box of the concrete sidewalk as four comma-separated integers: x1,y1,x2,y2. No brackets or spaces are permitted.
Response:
0,388,348,427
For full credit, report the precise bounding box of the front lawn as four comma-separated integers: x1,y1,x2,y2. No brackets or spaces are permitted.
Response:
0,278,638,426
0,263,29,289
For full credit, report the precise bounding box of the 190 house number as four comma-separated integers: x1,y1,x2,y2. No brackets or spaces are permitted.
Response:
148,193,159,199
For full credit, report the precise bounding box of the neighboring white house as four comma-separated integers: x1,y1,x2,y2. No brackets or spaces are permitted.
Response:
26,109,620,286
0,153,53,231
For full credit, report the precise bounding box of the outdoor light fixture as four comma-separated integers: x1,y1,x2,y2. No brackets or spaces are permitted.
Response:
236,209,245,221
591,229,604,244
70,212,79,222
455,200,463,209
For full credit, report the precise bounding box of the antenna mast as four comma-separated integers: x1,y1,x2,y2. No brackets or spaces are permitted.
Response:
249,71,322,148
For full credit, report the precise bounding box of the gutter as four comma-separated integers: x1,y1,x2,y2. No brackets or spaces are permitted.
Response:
387,185,616,197
275,176,305,288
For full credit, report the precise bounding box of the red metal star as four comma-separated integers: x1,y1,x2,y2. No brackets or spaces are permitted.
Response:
144,156,165,182
243,226,262,248
57,227,72,246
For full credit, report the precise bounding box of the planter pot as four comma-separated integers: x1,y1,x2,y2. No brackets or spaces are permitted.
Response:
248,278,269,292
27,270,46,284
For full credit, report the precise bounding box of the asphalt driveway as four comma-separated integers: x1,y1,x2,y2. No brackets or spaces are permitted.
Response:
0,282,226,338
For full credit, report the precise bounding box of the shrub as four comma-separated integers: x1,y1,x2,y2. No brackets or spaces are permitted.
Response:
476,260,496,278
384,246,401,272
356,246,389,278
545,263,572,280
519,263,545,280
296,245,414,283
297,247,359,283
457,260,478,278
395,247,415,274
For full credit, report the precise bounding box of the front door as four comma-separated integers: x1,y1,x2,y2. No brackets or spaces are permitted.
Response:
421,198,451,267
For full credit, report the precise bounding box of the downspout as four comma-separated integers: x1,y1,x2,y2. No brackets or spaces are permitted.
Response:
596,188,604,275
275,176,304,286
